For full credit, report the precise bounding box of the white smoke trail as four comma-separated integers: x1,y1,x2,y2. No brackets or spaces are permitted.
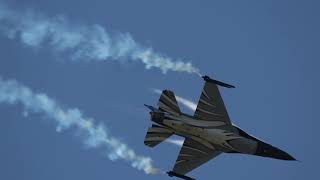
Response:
175,96,197,112
0,2,199,74
165,138,184,146
152,89,197,112
0,76,162,175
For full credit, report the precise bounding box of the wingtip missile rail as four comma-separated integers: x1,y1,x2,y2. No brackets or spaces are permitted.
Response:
167,171,195,180
202,75,235,88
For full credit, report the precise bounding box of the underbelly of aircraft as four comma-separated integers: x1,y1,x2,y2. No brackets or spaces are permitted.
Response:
173,126,258,154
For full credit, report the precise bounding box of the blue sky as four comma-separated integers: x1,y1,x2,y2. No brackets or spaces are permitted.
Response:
0,0,319,179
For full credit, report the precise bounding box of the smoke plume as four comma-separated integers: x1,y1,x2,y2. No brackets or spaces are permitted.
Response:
0,76,161,175
0,2,200,74
165,138,184,146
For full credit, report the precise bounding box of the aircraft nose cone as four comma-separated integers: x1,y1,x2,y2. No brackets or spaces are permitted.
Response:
270,147,296,161
255,142,296,161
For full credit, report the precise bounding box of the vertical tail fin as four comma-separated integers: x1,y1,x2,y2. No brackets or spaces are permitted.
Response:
158,90,181,115
144,124,173,148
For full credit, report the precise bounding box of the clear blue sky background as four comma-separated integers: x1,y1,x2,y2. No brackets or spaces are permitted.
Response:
0,0,319,179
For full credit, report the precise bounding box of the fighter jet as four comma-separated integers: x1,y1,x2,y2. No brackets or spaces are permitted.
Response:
144,75,295,180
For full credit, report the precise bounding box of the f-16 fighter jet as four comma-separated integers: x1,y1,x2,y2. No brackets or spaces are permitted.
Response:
144,75,295,180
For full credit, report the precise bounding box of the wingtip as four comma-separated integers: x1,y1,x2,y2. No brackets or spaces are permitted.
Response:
166,171,196,180
202,75,235,88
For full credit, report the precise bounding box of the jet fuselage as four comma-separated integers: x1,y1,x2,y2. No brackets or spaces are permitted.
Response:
149,110,295,160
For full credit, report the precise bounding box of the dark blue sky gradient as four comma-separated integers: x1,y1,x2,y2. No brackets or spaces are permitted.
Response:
0,0,319,179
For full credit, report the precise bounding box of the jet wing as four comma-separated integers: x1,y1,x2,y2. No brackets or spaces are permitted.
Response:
194,80,231,126
172,138,222,175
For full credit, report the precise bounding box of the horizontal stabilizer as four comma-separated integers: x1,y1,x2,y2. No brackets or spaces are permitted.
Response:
144,124,173,148
158,90,181,115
